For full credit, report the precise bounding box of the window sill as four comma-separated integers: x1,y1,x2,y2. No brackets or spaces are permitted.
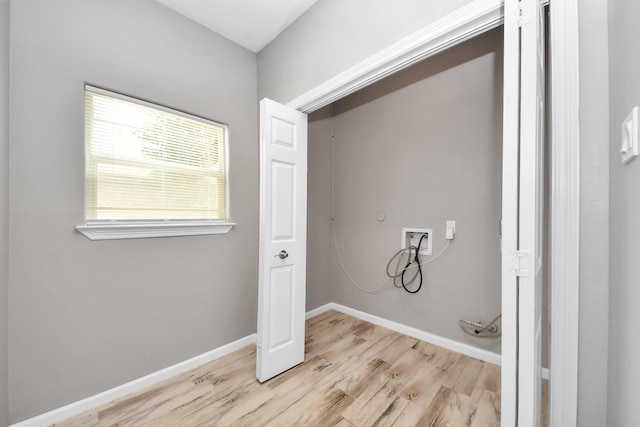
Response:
76,221,236,240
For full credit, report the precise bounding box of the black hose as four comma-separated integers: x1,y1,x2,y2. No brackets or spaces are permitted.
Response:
398,233,427,293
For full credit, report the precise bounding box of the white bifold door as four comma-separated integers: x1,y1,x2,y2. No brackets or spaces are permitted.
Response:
256,98,308,383
501,0,546,426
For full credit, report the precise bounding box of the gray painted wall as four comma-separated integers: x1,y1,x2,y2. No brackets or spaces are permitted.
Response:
306,106,335,310
308,29,503,354
8,0,257,422
1,2,10,426
257,0,474,104
577,1,610,426
607,0,640,425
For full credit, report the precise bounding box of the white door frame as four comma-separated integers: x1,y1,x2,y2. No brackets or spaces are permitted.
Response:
500,0,520,422
548,1,580,425
286,0,580,425
513,0,547,423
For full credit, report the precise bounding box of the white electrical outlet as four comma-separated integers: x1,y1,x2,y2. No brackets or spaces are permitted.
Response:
401,227,432,255
446,220,456,240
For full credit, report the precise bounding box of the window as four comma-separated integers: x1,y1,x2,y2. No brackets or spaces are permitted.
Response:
77,85,234,240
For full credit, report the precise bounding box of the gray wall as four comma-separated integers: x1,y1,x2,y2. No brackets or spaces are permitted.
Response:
306,106,335,310
308,29,503,354
8,0,257,422
607,0,640,425
577,1,610,425
0,2,9,426
258,0,475,104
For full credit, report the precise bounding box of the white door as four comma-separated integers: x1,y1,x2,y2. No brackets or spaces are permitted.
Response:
256,98,308,383
517,0,545,424
502,0,545,425
500,0,520,422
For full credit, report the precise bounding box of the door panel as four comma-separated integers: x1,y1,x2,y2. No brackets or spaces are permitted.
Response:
518,0,545,424
501,0,521,424
271,161,296,240
269,266,295,350
256,98,308,383
502,0,545,425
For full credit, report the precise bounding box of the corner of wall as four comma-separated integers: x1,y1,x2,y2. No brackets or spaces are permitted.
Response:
577,0,610,425
606,0,640,424
0,1,10,425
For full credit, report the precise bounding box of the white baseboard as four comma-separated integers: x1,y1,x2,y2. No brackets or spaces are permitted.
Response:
11,334,257,427
309,302,501,365
307,302,550,380
305,303,335,320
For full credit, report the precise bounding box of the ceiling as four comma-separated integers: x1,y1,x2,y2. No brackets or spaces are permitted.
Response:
155,0,320,53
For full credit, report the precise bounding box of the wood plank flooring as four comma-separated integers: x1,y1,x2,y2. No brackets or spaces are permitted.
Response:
52,310,513,426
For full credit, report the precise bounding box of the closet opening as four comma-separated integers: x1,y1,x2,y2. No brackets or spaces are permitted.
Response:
305,23,549,425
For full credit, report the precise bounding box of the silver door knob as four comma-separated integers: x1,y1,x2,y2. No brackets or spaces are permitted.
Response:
275,250,289,259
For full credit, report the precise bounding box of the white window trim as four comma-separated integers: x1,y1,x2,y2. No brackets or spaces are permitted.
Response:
78,84,235,240
76,220,235,240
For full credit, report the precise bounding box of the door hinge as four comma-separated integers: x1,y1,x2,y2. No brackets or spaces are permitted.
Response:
518,1,524,27
512,250,531,277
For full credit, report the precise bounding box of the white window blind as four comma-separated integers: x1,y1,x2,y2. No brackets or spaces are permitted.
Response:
83,85,228,223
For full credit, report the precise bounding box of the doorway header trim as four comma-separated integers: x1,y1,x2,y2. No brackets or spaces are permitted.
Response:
286,0,504,113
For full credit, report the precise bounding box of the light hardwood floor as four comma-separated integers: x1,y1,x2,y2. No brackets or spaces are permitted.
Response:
53,310,509,426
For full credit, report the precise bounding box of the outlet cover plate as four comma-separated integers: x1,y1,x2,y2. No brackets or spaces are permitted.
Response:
401,227,432,255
